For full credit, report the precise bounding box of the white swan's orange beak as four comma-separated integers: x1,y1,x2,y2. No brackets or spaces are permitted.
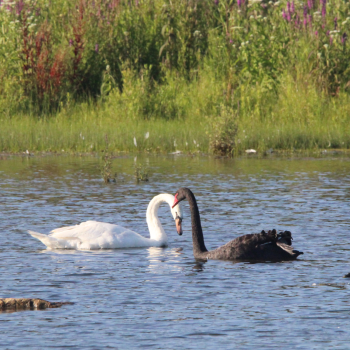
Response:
175,216,183,236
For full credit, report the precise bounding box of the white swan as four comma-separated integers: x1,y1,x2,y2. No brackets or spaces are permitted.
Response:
28,194,183,250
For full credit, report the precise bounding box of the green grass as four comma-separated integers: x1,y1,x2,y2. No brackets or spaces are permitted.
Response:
235,73,350,152
0,105,208,154
2,68,350,155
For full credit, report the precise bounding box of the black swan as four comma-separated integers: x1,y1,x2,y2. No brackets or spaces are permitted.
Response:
172,188,303,261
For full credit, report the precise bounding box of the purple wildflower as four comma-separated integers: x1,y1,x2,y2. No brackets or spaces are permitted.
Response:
303,5,307,27
315,30,318,36
214,0,219,5
95,44,99,53
342,33,347,44
308,14,312,25
291,1,295,13
295,15,300,28
15,0,24,15
321,0,326,17
303,5,307,18
230,39,233,44
307,0,313,9
282,9,287,20
69,39,73,46
287,11,291,22
326,30,330,36
237,0,241,7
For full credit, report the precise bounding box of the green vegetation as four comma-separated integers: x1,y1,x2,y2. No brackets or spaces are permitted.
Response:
134,162,149,182
1,0,350,155
101,135,117,183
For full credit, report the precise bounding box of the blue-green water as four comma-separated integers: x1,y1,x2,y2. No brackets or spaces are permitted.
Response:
1,154,350,349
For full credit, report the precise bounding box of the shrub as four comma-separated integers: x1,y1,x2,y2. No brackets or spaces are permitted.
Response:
208,104,238,156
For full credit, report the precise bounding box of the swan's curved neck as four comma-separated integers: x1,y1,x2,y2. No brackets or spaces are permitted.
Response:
146,194,174,244
184,190,208,255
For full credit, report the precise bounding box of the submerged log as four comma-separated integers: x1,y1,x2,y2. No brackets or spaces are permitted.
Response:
0,298,73,311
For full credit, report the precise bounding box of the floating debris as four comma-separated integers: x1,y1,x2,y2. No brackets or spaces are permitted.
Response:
0,298,73,312
245,149,257,154
23,150,33,156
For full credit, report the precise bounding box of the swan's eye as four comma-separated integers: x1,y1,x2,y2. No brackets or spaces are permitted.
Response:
175,212,182,222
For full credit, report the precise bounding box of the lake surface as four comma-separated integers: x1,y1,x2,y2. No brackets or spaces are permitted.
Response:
1,153,350,349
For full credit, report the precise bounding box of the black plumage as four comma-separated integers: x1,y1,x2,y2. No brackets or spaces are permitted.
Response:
172,188,303,261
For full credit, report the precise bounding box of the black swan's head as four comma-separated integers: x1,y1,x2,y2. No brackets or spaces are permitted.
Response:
172,188,192,208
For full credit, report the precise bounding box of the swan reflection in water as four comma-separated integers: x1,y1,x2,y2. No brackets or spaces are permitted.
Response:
147,247,208,274
147,247,185,274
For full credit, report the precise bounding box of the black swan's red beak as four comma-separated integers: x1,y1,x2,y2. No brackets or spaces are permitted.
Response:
172,193,180,208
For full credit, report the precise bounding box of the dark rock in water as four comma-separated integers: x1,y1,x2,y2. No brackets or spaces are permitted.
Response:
343,273,350,278
0,298,73,311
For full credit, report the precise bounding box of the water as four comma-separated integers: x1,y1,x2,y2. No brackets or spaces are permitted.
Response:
1,154,350,349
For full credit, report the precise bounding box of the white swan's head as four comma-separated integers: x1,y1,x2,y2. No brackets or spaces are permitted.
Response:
171,201,183,236
146,193,184,238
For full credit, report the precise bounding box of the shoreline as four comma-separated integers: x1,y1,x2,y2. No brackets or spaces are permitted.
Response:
1,148,350,159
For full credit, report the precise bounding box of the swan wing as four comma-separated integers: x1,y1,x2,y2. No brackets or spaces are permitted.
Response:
30,221,160,249
276,241,303,257
49,221,134,240
28,230,81,249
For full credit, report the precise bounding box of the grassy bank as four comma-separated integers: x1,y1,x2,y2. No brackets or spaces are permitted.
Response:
0,109,208,154
2,69,350,154
1,0,350,154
